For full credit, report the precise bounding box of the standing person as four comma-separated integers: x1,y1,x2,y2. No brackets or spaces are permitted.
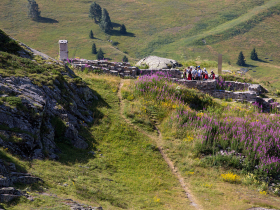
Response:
204,68,208,80
187,67,192,80
202,69,205,80
183,68,187,79
210,71,215,79
192,68,197,80
197,66,202,80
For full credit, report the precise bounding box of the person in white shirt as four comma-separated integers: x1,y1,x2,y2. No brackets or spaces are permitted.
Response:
197,66,202,80
192,68,197,80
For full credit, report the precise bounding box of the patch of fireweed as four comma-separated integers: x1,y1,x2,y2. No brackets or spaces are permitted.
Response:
167,108,280,177
134,72,215,111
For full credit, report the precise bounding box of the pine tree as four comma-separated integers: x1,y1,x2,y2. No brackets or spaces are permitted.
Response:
89,2,102,23
99,8,113,33
120,24,127,34
96,48,104,60
236,51,246,66
27,0,41,20
250,48,258,60
92,43,97,54
123,55,128,62
89,30,94,39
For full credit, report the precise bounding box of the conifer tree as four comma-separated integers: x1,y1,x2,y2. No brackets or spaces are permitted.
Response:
92,43,97,54
89,2,102,23
236,51,246,66
89,30,94,39
99,8,112,33
123,55,128,62
27,0,41,20
96,48,104,60
250,48,258,60
120,24,127,34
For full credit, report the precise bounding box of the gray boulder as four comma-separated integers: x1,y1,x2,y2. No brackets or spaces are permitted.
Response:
136,56,178,69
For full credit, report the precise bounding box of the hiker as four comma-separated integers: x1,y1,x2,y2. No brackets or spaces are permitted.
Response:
187,67,192,80
183,68,187,79
197,66,202,80
192,68,197,80
210,71,215,79
203,68,208,80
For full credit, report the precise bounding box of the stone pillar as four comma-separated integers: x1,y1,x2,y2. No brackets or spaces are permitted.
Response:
59,40,68,61
218,54,222,75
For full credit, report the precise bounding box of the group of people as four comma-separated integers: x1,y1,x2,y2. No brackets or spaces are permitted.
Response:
182,66,215,80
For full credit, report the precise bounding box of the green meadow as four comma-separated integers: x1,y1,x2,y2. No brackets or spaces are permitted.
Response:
1,0,280,87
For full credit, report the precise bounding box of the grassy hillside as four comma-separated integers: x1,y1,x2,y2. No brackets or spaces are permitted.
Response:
0,30,280,208
120,73,280,209
1,0,280,84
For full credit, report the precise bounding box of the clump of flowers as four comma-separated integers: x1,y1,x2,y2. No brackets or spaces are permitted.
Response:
185,171,194,175
242,173,258,186
153,195,160,203
259,191,267,195
183,135,194,142
201,183,213,188
221,172,241,183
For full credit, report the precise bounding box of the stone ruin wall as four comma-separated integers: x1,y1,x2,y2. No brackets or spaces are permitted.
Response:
70,59,276,112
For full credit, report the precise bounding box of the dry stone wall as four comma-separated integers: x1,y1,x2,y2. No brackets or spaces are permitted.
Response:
72,59,276,111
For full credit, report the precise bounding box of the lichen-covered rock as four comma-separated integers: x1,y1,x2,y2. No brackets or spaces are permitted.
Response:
0,71,96,159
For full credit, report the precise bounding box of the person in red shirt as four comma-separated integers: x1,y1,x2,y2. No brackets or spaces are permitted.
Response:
210,71,215,79
187,67,192,80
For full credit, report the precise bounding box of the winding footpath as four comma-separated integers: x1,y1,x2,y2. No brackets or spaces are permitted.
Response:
117,80,202,210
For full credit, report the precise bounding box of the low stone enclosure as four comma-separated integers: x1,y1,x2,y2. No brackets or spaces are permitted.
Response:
71,59,277,112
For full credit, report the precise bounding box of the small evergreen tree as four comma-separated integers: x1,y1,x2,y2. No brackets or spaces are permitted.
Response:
123,55,128,62
236,51,246,66
27,0,41,20
99,8,113,33
96,48,104,60
89,30,94,39
89,2,102,23
92,43,97,54
250,48,258,60
120,24,127,34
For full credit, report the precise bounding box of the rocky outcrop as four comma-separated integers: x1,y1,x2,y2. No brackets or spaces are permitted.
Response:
0,73,96,160
0,159,40,203
136,56,179,69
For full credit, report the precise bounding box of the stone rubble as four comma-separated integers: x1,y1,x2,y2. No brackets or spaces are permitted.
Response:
0,159,40,203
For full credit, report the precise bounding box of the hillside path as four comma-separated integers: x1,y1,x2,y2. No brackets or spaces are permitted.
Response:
117,79,202,210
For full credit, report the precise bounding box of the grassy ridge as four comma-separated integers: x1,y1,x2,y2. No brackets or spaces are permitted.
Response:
1,0,280,84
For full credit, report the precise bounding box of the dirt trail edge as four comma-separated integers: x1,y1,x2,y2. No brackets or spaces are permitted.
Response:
118,80,202,210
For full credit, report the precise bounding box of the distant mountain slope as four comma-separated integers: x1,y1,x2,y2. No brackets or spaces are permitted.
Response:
1,0,280,86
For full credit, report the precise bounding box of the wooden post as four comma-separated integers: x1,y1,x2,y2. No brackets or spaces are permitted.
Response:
218,54,222,75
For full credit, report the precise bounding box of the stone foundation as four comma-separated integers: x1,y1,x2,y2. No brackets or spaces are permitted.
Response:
71,59,276,112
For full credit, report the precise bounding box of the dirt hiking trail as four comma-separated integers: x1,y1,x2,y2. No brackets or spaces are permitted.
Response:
117,79,202,210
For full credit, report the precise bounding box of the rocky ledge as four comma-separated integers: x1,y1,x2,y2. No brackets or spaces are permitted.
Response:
0,72,96,160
